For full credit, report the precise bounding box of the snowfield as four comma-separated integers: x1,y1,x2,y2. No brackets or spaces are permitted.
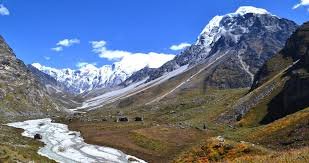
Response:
7,118,147,163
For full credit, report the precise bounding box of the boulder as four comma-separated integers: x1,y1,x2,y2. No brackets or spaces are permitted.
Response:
117,117,129,122
34,134,42,140
134,117,143,121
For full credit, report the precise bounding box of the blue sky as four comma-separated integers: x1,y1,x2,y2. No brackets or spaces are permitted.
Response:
0,0,308,69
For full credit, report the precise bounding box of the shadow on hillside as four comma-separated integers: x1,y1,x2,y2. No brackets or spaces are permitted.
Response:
261,61,309,124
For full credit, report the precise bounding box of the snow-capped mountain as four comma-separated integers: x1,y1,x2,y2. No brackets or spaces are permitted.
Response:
196,6,272,48
125,6,297,88
32,55,174,94
74,6,298,110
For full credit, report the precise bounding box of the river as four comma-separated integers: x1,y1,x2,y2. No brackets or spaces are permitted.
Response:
7,118,147,163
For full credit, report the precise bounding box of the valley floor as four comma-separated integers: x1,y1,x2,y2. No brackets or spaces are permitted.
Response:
2,88,309,163
68,121,206,162
65,88,309,163
67,116,309,163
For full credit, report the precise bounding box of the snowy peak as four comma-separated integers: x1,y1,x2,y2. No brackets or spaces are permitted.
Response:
79,64,100,72
198,15,224,47
234,6,270,16
196,6,274,46
31,62,44,70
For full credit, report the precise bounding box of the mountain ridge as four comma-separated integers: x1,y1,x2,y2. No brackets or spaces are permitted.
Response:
31,55,174,94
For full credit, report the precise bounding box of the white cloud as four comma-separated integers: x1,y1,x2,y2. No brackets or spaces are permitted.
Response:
0,5,9,16
51,38,80,52
57,39,80,47
51,46,63,52
116,52,176,70
44,56,51,60
90,41,107,49
90,41,130,60
90,40,175,70
169,42,191,51
293,0,309,10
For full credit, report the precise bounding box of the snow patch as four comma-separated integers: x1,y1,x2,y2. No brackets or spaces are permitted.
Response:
234,6,270,16
237,53,254,82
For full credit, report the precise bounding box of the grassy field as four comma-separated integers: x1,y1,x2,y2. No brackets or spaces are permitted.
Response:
234,147,309,163
68,120,207,163
67,87,247,162
67,84,309,163
174,136,272,162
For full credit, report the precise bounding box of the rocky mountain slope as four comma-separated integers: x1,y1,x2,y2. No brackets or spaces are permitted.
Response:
28,64,82,109
125,6,297,89
28,64,70,94
254,22,309,124
0,36,66,120
220,22,309,125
